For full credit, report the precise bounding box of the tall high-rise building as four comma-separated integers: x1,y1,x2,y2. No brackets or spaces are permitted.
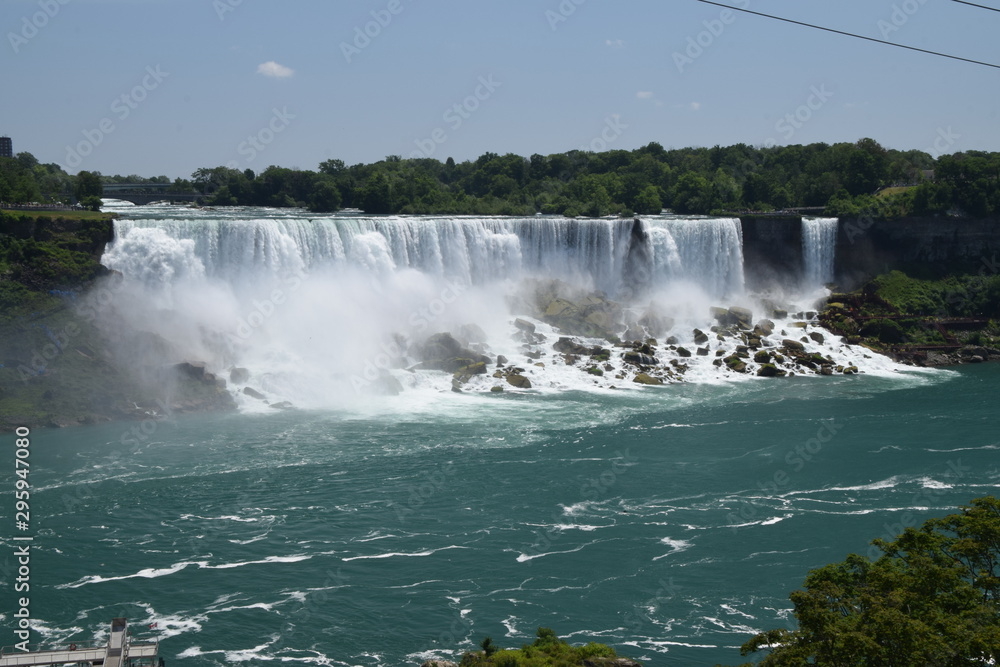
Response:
0,137,12,158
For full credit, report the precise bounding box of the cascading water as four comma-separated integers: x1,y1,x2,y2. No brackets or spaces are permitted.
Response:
92,207,897,408
801,217,838,289
104,214,746,299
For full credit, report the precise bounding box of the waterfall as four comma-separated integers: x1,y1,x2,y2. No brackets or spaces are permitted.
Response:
105,214,746,301
801,217,838,288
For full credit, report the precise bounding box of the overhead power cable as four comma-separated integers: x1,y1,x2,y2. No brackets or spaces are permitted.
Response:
695,0,1000,70
952,0,1000,13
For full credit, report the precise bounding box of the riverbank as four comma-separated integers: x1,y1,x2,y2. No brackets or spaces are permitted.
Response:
0,210,234,430
819,270,1000,366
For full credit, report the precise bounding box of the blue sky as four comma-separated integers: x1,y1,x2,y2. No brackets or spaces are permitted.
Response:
2,0,998,178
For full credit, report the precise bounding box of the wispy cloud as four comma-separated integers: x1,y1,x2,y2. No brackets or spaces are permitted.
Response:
690,102,702,111
606,39,625,49
636,91,654,100
257,61,295,79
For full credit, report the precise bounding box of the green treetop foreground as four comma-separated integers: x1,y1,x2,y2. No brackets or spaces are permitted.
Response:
724,496,1000,666
452,627,638,667
2,139,999,218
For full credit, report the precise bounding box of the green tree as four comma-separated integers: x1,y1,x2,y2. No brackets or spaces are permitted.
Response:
632,185,663,214
360,171,393,214
309,178,342,213
736,496,1000,666
74,170,103,201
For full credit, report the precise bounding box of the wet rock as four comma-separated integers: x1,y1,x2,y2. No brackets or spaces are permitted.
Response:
676,347,692,358
490,385,504,393
623,351,658,366
755,319,775,336
782,339,805,352
754,350,772,364
496,354,508,366
270,401,294,410
728,306,753,329
633,372,663,386
693,329,709,345
506,374,532,389
230,367,250,384
756,363,783,377
697,347,710,356
553,337,591,355
809,331,826,344
513,318,536,334
243,387,266,400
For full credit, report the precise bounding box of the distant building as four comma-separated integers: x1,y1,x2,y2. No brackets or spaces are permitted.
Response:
0,136,11,158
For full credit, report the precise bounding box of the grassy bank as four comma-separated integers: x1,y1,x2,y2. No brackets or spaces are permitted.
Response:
820,270,1000,364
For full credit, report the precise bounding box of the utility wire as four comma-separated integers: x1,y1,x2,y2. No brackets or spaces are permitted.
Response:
696,0,1000,70
952,0,1000,13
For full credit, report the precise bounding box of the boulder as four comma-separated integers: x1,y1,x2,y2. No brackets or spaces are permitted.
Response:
421,662,459,667
728,306,753,328
676,347,692,358
242,387,266,400
623,351,657,366
490,386,504,393
782,339,805,352
175,361,209,380
553,337,591,355
418,332,463,360
754,350,772,364
506,374,532,389
755,319,775,336
756,363,782,377
270,401,294,410
633,373,663,386
458,323,488,345
696,347,710,356
693,329,709,344
373,373,404,395
513,318,536,334
586,367,604,376
229,367,250,384
496,354,508,366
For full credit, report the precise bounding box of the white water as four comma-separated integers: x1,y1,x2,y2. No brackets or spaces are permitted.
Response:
104,214,744,298
801,217,838,289
92,207,918,410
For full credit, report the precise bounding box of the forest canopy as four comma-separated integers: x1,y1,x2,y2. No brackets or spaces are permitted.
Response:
3,139,998,218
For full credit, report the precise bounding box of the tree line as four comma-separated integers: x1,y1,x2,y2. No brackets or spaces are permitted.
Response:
2,139,999,218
